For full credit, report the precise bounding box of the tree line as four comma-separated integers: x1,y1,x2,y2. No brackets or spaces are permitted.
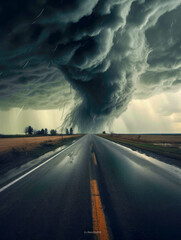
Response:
25,126,73,136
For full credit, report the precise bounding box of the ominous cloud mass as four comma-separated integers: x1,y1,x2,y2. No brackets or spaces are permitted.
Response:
0,0,181,131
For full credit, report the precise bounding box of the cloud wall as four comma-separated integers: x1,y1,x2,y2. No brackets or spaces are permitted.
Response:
0,0,181,131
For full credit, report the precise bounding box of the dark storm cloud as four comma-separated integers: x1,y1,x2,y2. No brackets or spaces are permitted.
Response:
0,0,181,131
136,4,181,98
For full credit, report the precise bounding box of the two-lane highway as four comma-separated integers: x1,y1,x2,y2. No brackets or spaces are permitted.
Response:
0,135,181,240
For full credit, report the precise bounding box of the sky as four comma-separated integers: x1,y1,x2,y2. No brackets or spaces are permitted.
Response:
1,89,181,134
0,0,181,134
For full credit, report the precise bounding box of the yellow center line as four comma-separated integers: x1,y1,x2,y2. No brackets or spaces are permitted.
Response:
90,179,109,240
92,151,97,166
89,144,109,238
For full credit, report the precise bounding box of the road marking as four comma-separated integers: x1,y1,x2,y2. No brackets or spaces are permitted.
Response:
90,179,109,240
92,152,97,166
0,138,81,193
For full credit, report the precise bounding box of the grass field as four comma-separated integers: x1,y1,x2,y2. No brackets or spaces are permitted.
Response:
0,135,83,175
99,134,181,161
0,135,82,153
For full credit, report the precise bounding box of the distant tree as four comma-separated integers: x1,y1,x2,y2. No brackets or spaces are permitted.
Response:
34,129,48,135
45,128,48,135
66,128,69,135
102,131,106,134
28,126,33,135
25,127,28,135
25,126,33,135
50,129,57,135
70,127,73,135
35,130,41,135
40,129,45,135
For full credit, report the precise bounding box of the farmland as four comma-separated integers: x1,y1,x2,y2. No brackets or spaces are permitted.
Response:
99,134,181,161
0,134,83,175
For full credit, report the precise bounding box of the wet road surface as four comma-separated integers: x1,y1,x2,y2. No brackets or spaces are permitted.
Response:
0,135,181,240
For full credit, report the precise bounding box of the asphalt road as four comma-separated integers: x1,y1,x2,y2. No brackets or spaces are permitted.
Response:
0,135,181,240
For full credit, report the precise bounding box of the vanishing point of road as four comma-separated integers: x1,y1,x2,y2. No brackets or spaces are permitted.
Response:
0,135,181,240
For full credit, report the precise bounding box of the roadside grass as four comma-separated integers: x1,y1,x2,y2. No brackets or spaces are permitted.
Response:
99,134,181,161
0,135,82,175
